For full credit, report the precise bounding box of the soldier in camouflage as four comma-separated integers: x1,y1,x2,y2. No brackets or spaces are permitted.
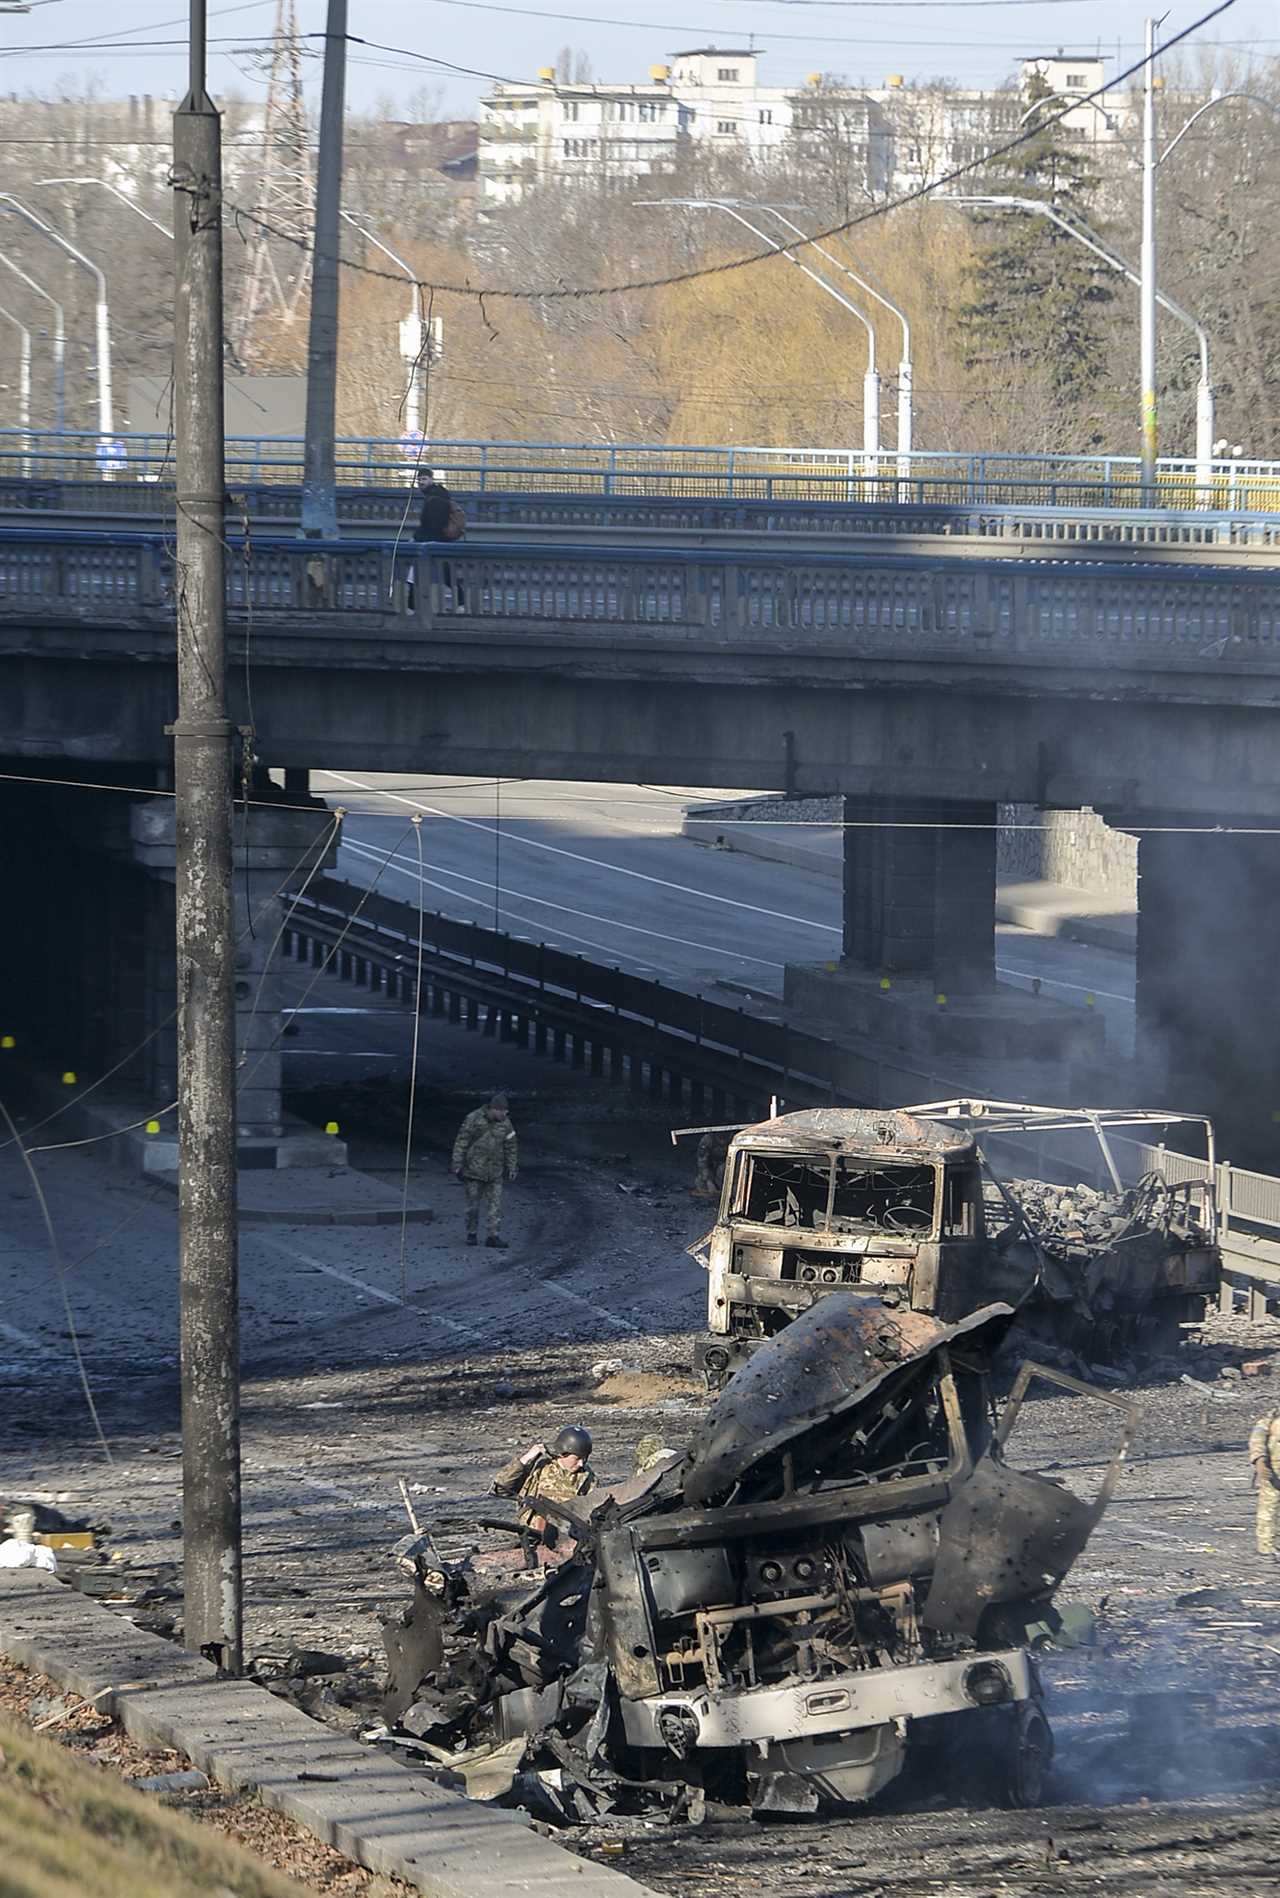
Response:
451,1092,518,1247
1250,1405,1280,1557
693,1129,731,1201
493,1426,595,1561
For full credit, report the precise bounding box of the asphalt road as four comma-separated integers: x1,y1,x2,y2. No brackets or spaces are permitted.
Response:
312,772,1137,1051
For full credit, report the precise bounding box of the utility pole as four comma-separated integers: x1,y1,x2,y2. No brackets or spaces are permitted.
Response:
300,0,347,537
1139,15,1159,500
171,0,242,1674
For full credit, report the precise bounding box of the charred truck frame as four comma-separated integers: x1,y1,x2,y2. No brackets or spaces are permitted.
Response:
688,1101,1219,1388
385,1296,1137,1818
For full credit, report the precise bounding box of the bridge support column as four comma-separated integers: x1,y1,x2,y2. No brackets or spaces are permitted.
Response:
785,792,1100,1080
1136,824,1280,1169
841,794,995,994
130,795,339,1156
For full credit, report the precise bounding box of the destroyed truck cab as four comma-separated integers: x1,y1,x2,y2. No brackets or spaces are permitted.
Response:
385,1295,1136,1821
693,1102,1218,1388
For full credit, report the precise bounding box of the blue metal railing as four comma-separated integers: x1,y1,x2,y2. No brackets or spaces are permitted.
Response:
4,429,1280,513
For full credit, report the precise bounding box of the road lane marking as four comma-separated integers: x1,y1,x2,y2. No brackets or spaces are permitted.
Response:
542,1281,641,1334
327,771,842,933
340,836,788,970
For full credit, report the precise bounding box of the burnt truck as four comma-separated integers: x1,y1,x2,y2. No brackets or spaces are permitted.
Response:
383,1295,1136,1819
690,1100,1219,1388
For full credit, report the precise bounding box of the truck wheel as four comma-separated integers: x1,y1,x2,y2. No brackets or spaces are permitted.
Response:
1004,1703,1053,1809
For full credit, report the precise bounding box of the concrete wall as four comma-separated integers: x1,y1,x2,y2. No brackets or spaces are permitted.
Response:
997,805,1138,902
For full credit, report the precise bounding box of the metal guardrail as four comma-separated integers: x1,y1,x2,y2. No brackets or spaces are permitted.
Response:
3,526,1280,675
5,475,1280,550
5,430,1280,513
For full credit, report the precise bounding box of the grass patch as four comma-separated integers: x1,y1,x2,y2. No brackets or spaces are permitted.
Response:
0,1715,309,1898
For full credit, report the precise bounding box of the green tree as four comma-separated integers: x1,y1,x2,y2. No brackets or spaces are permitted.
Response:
960,72,1115,443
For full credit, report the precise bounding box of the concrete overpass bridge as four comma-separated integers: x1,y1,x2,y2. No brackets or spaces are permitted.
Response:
3,509,1280,1166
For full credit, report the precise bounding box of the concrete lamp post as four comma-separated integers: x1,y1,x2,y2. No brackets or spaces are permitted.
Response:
0,251,63,431
724,202,914,471
0,302,32,473
950,193,1215,499
339,211,431,446
0,194,113,444
635,196,884,464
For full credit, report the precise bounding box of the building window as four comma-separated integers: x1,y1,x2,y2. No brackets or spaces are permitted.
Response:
1066,72,1086,88
562,100,579,122
717,119,736,135
759,108,773,125
717,66,739,81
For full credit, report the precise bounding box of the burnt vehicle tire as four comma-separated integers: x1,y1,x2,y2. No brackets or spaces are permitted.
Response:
1001,1703,1054,1809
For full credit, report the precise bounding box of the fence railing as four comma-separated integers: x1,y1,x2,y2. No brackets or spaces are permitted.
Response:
4,430,1280,514
3,526,1279,676
5,472,1280,550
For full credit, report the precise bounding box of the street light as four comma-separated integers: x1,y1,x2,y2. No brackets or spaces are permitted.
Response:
0,251,64,429
0,302,32,473
339,210,431,443
951,193,1214,492
34,175,172,240
721,202,914,462
636,196,883,458
0,194,112,440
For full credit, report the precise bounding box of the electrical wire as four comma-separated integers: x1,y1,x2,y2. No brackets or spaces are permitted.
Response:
398,816,426,1302
0,1092,113,1464
219,0,1236,304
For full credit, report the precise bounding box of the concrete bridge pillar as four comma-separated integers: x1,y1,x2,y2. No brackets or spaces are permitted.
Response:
129,794,339,1153
1135,824,1280,1170
783,791,1099,1077
841,794,996,994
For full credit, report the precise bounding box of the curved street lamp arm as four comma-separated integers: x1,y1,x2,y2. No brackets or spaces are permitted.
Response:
33,177,171,239
0,247,65,429
1159,91,1280,166
950,194,1210,383
0,192,111,434
747,204,910,360
1018,90,1118,130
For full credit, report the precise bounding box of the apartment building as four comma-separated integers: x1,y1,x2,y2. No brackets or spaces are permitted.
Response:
477,48,1147,205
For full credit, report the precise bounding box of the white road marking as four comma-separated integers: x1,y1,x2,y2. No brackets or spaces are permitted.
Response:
996,964,1133,1007
327,771,842,933
258,1237,403,1306
340,837,788,971
542,1281,641,1334
0,1318,50,1355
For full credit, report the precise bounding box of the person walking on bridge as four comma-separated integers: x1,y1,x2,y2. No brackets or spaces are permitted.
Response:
451,1092,518,1247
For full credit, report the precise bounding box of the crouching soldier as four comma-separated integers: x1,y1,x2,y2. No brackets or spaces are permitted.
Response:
1250,1405,1280,1559
493,1425,594,1564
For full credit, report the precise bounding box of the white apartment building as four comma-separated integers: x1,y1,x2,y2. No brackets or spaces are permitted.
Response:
477,48,1144,205
478,49,888,203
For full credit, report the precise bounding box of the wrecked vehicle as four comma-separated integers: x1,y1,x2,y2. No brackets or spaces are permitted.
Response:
688,1100,1219,1387
381,1295,1135,1820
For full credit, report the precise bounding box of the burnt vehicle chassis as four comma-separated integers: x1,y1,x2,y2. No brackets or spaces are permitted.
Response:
384,1295,1136,1819
689,1100,1218,1388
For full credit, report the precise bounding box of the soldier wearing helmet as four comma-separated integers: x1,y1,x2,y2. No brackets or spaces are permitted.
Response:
493,1425,595,1558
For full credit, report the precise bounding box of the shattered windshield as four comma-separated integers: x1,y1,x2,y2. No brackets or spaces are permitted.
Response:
737,1152,939,1236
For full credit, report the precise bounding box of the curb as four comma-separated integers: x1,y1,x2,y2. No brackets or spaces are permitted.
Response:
0,1572,652,1898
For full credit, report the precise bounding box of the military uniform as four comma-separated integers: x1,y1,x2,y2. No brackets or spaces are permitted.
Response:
493,1451,595,1532
1250,1406,1280,1556
452,1098,518,1243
